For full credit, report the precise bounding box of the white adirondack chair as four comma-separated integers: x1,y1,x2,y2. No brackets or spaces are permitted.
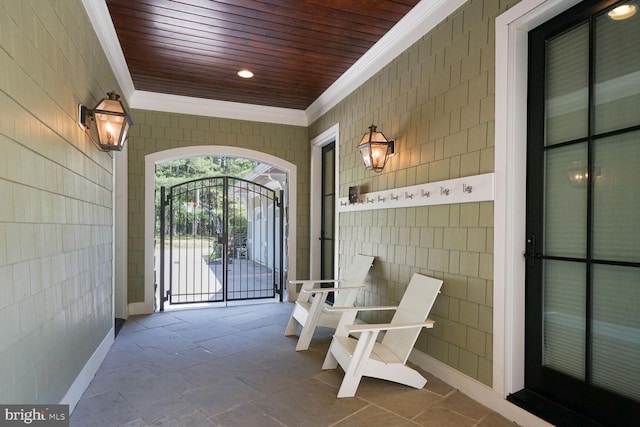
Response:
321,273,443,398
284,254,374,351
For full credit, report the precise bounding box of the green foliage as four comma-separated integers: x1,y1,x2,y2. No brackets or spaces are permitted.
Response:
155,156,257,191
155,156,258,239
155,156,256,203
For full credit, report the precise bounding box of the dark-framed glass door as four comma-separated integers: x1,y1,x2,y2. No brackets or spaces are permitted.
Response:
514,1,640,425
321,142,336,303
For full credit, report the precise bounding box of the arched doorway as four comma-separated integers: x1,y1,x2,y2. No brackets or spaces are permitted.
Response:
139,146,297,314
159,174,284,310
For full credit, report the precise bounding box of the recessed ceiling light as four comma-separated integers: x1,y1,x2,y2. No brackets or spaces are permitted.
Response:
608,4,636,20
237,69,254,78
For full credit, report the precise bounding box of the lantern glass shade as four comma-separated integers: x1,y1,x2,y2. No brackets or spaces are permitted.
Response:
79,92,133,151
358,124,394,172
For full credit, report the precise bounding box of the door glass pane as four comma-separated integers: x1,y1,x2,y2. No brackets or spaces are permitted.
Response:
593,131,640,262
594,1,640,134
321,143,335,290
322,221,334,280
324,148,334,192
544,143,587,257
546,23,589,146
592,264,640,401
323,194,334,241
543,260,586,379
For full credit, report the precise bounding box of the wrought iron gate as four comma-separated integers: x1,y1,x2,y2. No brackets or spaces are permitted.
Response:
159,176,284,311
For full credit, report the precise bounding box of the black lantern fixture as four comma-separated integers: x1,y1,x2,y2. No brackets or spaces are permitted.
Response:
78,91,133,151
357,124,395,172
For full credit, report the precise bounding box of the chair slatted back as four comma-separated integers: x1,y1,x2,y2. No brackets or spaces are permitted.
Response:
381,273,443,363
333,254,374,306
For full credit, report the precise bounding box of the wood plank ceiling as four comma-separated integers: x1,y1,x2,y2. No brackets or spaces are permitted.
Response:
105,0,421,110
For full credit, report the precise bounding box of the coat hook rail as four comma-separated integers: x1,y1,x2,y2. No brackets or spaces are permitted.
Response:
336,173,494,212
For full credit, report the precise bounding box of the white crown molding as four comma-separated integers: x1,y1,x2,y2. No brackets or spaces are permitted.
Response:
131,91,308,126
81,0,135,100
82,0,463,126
305,0,467,124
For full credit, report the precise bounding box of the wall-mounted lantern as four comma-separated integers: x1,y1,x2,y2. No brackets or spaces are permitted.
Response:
78,91,133,151
357,124,395,172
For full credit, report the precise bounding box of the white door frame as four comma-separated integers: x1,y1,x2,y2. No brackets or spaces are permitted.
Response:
130,146,297,315
309,124,340,285
493,0,582,397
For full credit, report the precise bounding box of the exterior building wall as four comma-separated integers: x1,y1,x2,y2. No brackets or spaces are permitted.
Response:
125,112,309,303
309,0,520,386
0,0,118,402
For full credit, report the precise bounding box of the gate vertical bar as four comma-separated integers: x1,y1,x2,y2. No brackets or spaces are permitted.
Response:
168,186,174,306
222,176,229,304
272,188,277,298
279,189,284,302
159,186,166,311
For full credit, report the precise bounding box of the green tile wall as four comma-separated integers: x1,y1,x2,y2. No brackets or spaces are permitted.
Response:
0,0,117,402
309,0,520,386
126,112,310,303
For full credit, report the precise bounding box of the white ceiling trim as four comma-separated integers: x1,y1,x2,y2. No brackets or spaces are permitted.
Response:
81,0,464,127
81,0,135,100
305,0,467,124
131,91,308,126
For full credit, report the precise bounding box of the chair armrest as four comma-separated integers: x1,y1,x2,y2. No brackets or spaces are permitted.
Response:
345,319,435,333
324,305,398,313
301,285,365,295
289,279,344,286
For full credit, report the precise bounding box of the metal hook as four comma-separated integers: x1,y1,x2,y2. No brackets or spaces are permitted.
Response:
463,184,473,193
441,187,450,196
421,190,430,197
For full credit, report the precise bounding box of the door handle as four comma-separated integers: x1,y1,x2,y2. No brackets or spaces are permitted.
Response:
524,235,542,265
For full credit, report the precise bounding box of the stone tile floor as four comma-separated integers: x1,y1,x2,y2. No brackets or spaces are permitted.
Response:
70,301,517,426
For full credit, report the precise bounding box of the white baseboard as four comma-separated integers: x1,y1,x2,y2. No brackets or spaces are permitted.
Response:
409,350,554,427
61,327,114,413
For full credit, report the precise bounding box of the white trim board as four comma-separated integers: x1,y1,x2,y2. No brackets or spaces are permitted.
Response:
62,328,114,413
338,173,494,213
305,0,467,123
409,349,554,427
309,124,340,284
130,91,307,127
493,0,582,398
